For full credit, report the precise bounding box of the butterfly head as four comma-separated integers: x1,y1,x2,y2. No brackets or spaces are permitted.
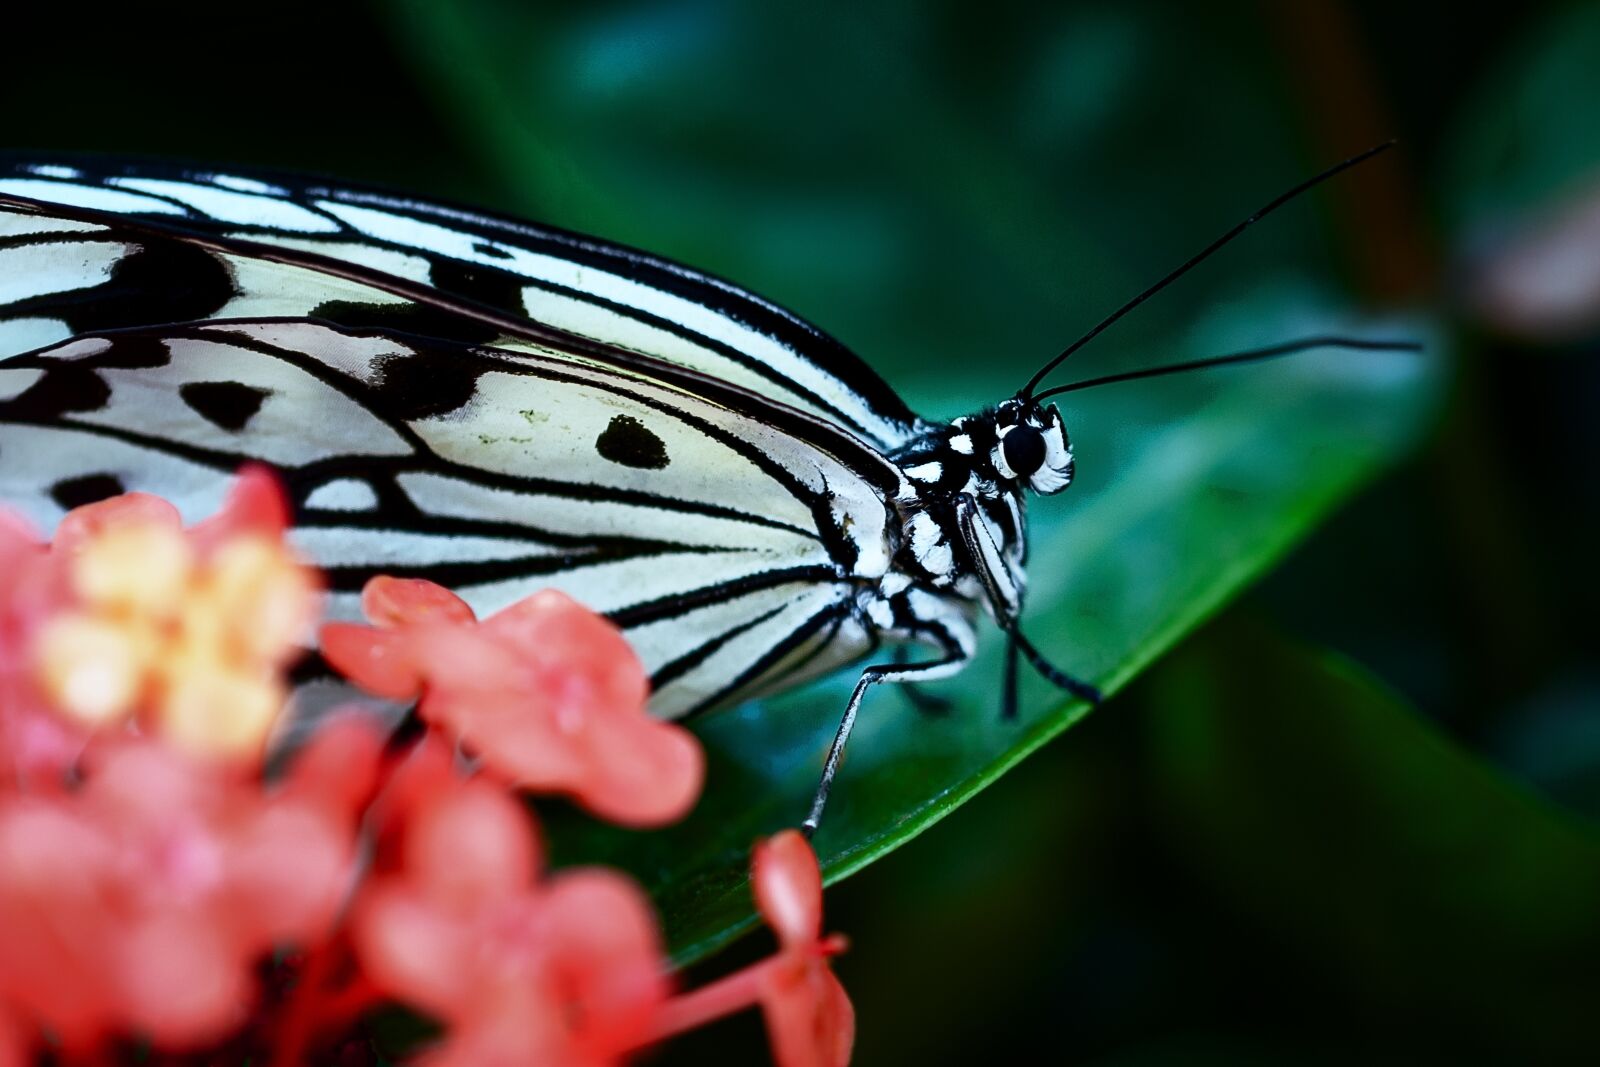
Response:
988,399,1074,496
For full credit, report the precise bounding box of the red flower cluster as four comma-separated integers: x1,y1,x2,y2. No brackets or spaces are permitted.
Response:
0,472,852,1066
322,577,701,826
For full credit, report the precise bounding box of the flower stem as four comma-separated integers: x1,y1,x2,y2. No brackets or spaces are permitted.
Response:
645,959,774,1044
269,941,339,1067
314,974,386,1031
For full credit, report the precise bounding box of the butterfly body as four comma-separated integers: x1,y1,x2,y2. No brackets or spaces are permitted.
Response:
0,159,1077,752
0,147,1415,830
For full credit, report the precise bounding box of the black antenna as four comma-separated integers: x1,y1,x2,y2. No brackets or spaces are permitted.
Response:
1034,335,1421,400
1020,141,1396,399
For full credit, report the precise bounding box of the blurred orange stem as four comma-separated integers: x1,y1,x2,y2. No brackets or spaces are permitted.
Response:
646,935,846,1044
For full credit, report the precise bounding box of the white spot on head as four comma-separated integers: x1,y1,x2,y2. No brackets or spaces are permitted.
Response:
1029,405,1074,495
906,461,943,483
949,433,973,455
989,423,1027,481
1029,460,1073,494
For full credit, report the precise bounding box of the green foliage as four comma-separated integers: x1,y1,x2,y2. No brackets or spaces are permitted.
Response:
388,0,1443,958
386,2,1372,394
562,323,1437,961
1444,4,1600,230
6,0,1594,1061
379,4,1598,1055
1146,619,1600,1059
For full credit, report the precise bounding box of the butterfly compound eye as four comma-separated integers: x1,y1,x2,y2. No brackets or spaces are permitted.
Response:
1000,425,1046,479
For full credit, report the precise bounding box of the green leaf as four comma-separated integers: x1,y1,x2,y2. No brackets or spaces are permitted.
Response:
545,303,1441,962
382,2,1445,961
1444,4,1600,232
1143,618,1600,1058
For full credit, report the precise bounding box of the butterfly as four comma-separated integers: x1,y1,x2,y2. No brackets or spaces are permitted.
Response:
0,148,1410,831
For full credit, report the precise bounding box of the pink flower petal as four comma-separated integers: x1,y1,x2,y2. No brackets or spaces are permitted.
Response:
540,870,670,1053
226,802,352,946
114,911,249,1047
353,886,477,1019
760,961,855,1067
319,623,423,700
51,493,181,557
404,779,538,907
362,576,476,628
753,831,824,947
280,713,386,815
0,1001,28,1067
576,713,705,827
485,589,648,713
189,464,289,551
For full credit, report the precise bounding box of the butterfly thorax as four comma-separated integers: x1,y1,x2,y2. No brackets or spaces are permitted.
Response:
883,398,1074,623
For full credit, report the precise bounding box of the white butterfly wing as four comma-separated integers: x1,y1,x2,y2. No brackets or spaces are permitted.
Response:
1,314,894,717
0,157,923,452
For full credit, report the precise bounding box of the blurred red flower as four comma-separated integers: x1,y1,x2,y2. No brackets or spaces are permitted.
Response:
0,511,81,784
0,722,377,1053
0,472,854,1066
0,1002,24,1067
322,576,702,826
18,467,318,765
752,831,854,1067
353,760,670,1065
650,831,852,1067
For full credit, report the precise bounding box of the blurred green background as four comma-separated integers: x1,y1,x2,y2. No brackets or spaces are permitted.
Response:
8,1,1597,1062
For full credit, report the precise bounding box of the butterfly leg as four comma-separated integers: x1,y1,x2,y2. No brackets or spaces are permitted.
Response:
1000,631,1020,721
894,646,953,716
954,496,1101,709
802,640,969,837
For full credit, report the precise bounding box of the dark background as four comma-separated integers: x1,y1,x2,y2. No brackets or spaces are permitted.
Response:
7,2,1596,1063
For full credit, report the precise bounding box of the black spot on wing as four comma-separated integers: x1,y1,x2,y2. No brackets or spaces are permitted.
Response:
0,365,109,418
0,336,170,420
473,241,512,260
49,472,125,509
21,239,235,336
91,335,172,370
596,414,669,470
367,348,481,421
428,257,528,315
309,298,501,347
179,381,269,432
